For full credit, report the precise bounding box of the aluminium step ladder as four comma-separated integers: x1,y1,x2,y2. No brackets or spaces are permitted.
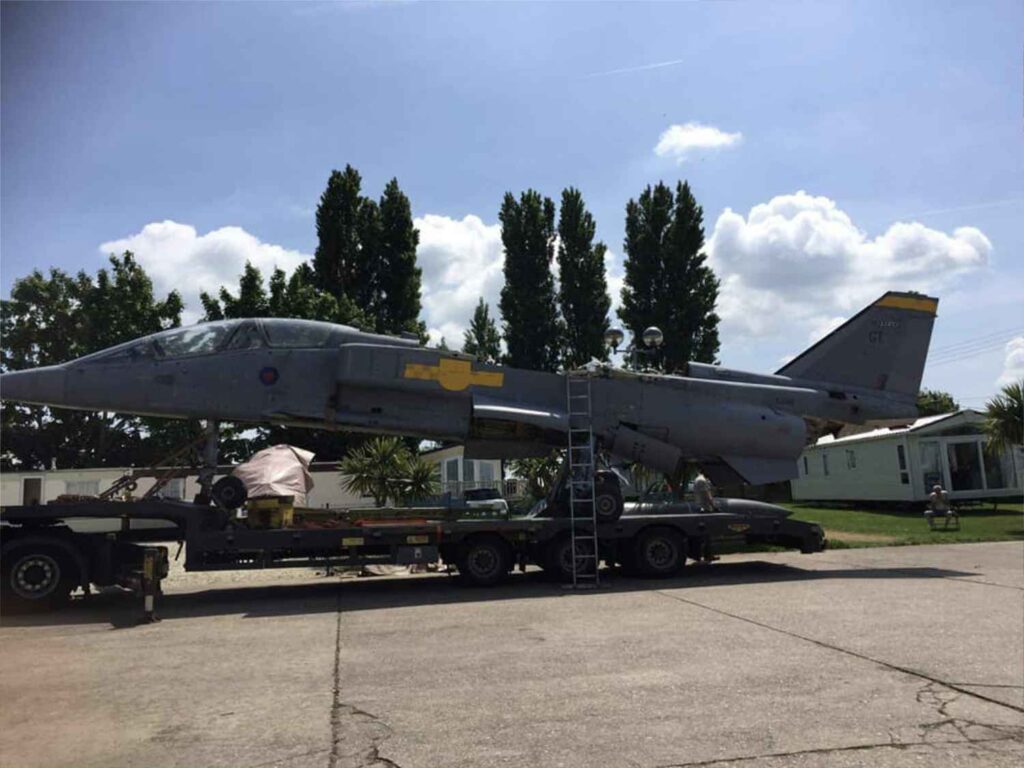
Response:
566,375,600,587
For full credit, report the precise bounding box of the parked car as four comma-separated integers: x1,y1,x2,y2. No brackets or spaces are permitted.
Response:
463,487,509,517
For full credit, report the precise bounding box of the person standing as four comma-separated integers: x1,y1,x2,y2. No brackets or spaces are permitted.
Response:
693,471,715,511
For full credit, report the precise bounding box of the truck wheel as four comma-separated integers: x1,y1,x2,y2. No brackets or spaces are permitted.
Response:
545,535,597,581
2,547,75,613
594,476,624,523
633,528,687,578
457,536,511,587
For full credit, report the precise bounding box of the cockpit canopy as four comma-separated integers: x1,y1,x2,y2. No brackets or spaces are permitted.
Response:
80,319,365,363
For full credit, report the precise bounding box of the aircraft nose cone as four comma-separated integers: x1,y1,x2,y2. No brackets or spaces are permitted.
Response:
0,366,67,407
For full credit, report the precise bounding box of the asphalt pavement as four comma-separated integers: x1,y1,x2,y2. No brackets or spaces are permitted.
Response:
1,541,1021,768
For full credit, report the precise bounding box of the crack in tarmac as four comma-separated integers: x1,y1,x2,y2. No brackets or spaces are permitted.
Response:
653,589,1024,715
652,736,1021,767
651,590,1024,767
329,594,401,768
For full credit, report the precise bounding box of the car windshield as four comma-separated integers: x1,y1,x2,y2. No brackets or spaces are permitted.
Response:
154,322,236,357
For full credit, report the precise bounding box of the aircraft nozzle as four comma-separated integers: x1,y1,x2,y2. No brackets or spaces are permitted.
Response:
0,366,68,407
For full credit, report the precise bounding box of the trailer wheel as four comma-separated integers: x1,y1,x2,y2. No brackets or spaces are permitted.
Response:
545,535,597,581
633,528,687,578
594,476,624,523
2,546,76,613
456,536,511,587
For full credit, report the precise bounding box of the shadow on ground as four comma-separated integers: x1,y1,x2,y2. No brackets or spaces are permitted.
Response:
1,560,978,630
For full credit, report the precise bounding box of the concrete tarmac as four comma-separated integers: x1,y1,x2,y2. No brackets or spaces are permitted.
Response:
1,542,1021,768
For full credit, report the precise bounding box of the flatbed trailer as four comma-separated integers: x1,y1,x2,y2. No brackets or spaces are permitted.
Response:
0,497,825,613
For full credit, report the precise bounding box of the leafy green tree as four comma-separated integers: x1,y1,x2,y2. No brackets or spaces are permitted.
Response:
201,262,365,327
310,167,424,337
461,299,502,364
499,190,562,371
377,178,425,337
557,188,611,368
313,165,367,304
338,436,437,506
984,381,1023,453
508,451,563,500
917,389,960,417
619,181,720,371
1,254,186,470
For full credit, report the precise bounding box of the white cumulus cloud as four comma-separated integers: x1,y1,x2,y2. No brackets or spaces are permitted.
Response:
996,336,1024,388
414,214,504,346
654,122,742,164
99,221,310,324
706,191,991,346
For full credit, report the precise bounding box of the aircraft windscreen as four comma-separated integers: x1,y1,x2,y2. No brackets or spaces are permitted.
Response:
155,323,236,357
95,340,158,363
262,320,338,348
224,322,266,350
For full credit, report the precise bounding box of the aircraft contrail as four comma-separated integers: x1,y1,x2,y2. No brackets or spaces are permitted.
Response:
898,197,1024,219
583,58,687,78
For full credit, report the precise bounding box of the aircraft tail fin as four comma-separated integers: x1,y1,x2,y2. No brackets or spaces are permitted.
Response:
776,292,938,400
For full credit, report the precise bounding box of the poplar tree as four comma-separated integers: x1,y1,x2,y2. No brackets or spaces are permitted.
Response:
377,178,425,337
312,167,424,337
619,181,720,371
461,298,502,364
557,187,611,368
312,165,365,303
499,190,562,371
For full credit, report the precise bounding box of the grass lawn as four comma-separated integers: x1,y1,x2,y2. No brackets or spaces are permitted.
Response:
785,501,1024,548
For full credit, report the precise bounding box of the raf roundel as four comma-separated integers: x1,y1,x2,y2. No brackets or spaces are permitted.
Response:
259,366,280,386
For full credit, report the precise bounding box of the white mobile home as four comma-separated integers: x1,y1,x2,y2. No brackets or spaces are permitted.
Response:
0,464,367,509
791,410,1023,504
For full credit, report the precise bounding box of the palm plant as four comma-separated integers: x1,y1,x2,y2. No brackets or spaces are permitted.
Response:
338,436,410,507
984,380,1023,454
398,455,439,504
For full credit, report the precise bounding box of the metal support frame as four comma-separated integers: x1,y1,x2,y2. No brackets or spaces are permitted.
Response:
196,420,220,502
566,375,600,587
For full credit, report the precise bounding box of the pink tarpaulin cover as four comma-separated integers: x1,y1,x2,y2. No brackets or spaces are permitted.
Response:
232,445,315,505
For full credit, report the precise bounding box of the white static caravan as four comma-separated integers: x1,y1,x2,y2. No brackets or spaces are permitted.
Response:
0,464,367,510
791,410,1023,504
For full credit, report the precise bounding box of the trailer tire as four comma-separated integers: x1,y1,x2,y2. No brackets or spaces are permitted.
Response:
544,534,597,581
1,545,77,613
633,527,687,578
456,536,512,587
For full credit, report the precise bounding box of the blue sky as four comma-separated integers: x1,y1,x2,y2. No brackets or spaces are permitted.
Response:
2,0,1022,406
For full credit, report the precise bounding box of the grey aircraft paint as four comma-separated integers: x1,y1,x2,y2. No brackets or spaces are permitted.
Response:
0,291,938,486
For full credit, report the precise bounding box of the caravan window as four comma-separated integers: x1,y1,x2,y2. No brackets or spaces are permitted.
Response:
896,444,909,485
919,441,943,494
947,441,984,491
984,448,1016,490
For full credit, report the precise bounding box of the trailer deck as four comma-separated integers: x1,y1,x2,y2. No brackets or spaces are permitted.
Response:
1,496,825,614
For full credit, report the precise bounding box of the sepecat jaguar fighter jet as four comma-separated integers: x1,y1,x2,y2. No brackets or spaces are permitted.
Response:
0,291,938,487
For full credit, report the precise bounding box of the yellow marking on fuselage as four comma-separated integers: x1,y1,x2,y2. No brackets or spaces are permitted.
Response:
875,295,938,314
403,358,504,392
